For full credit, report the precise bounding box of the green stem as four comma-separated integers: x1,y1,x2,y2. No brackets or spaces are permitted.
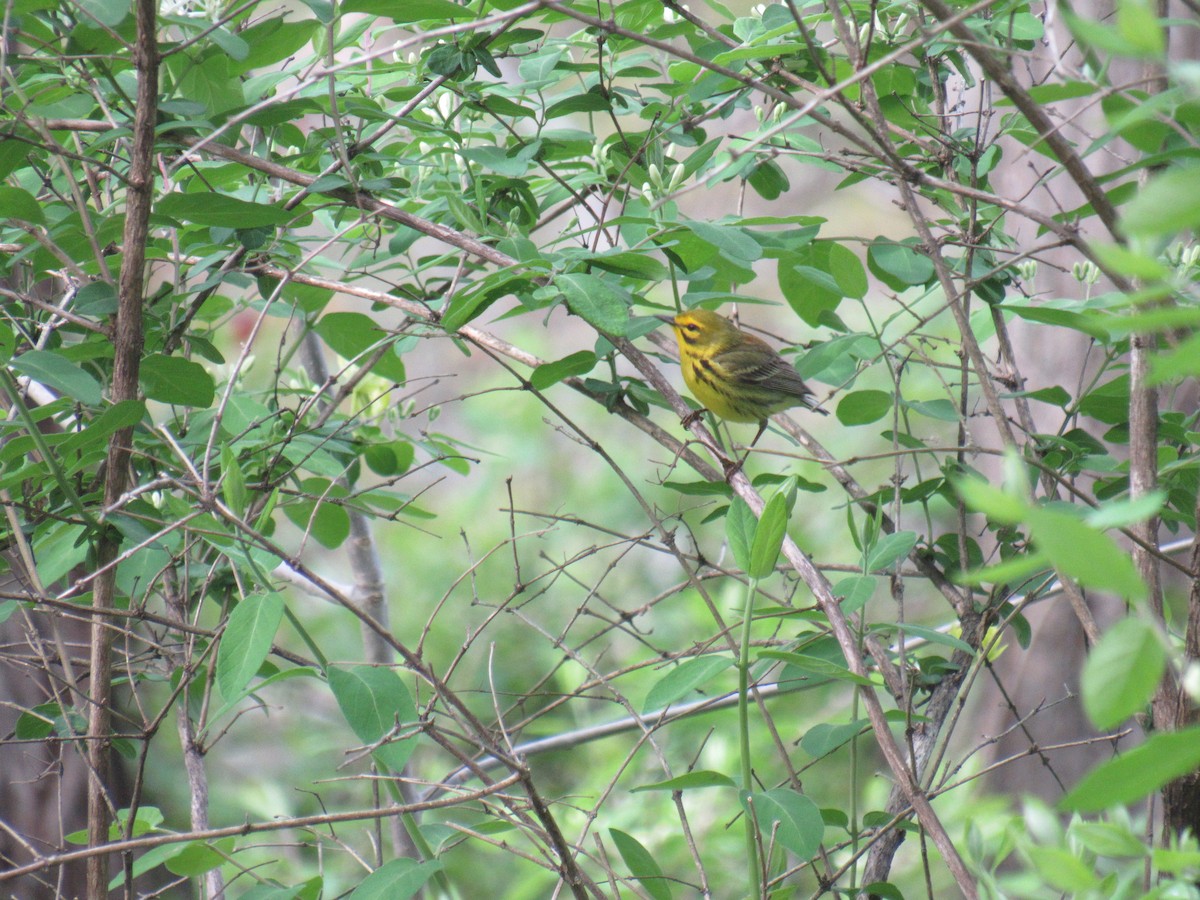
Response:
0,369,99,529
739,575,761,898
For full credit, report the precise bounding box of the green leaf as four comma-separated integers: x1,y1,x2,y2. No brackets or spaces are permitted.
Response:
59,400,145,457
1062,727,1200,812
530,351,597,390
747,492,787,578
609,829,672,900
747,158,790,200
1007,385,1071,407
440,272,527,333
1026,845,1098,892
954,475,1029,525
1078,375,1130,424
1084,492,1165,530
328,665,420,772
75,0,127,26
686,221,762,265
863,530,917,573
10,350,102,405
217,591,284,700
957,552,1051,589
156,193,293,227
108,843,186,890
314,312,406,382
1004,303,1111,341
33,523,89,584
751,788,823,858
642,655,734,713
177,53,245,116
868,237,934,289
459,145,537,177
282,478,351,549
546,91,611,119
586,250,669,281
800,720,869,757
884,623,975,655
15,703,57,740
1115,0,1165,58
836,390,891,425
1070,821,1147,859
663,480,732,497
1026,506,1146,602
1150,332,1200,385
0,186,45,224
761,651,873,687
1090,242,1170,282
1082,617,1165,729
221,444,247,515
631,771,737,792
779,242,852,326
348,859,443,900
165,838,236,876
1120,166,1200,238
832,574,876,615
1154,845,1200,874
140,355,215,408
903,398,959,422
725,497,755,573
557,273,631,336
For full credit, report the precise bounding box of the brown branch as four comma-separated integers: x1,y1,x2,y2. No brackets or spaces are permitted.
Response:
614,338,979,898
85,0,158,893
1,773,523,883
917,0,1121,237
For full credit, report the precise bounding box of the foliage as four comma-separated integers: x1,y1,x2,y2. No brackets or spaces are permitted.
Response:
1,0,1199,896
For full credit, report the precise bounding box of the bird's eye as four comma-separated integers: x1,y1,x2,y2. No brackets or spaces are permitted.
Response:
685,324,700,333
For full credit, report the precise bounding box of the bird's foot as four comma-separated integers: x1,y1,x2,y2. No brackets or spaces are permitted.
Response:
721,453,747,479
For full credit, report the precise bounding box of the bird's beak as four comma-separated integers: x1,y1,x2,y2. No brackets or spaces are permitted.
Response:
654,314,676,325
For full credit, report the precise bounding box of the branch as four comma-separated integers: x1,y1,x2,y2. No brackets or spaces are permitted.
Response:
86,0,157,893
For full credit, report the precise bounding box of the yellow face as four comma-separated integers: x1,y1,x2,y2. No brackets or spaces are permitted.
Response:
667,310,739,353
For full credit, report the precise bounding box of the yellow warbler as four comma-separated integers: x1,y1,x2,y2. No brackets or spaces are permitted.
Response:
658,308,825,442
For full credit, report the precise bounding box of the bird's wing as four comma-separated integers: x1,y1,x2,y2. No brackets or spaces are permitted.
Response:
718,348,814,400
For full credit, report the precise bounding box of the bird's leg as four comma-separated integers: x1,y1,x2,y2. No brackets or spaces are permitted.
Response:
748,419,769,449
679,409,744,476
723,419,769,478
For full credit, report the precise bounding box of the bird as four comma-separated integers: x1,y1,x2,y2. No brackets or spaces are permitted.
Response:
657,308,825,452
